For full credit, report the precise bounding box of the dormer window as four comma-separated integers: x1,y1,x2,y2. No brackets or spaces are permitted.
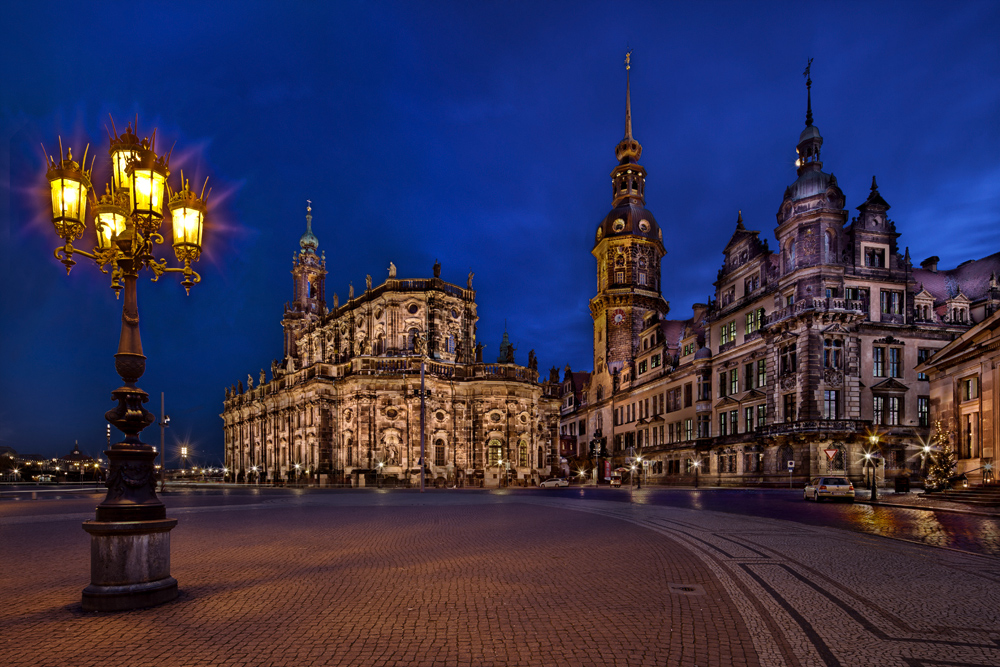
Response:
865,248,885,268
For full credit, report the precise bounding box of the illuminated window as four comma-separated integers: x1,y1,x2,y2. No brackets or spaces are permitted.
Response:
887,397,900,425
963,377,979,401
873,346,885,377
823,390,839,420
824,339,843,368
888,348,901,378
487,440,502,466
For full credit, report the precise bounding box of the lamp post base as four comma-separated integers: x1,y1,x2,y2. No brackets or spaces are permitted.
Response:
81,518,178,612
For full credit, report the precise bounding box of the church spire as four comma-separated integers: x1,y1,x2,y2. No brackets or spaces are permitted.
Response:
615,51,642,164
624,50,633,140
299,199,319,253
804,57,814,127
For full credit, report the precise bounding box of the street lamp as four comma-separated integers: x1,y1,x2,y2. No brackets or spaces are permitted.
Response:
692,457,701,489
377,461,384,488
867,433,880,502
42,120,209,612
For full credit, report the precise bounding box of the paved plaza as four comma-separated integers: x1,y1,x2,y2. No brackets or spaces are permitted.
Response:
2,490,999,666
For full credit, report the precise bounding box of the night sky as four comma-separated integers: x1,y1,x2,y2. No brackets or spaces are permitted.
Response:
2,2,998,464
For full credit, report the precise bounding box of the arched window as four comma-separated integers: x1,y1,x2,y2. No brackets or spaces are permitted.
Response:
519,441,529,467
408,328,419,351
346,438,353,467
823,231,832,262
537,446,544,468
447,335,455,354
487,439,502,467
434,439,445,466
829,445,846,472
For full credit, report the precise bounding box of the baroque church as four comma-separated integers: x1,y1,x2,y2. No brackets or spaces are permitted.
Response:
559,64,1000,487
222,206,561,487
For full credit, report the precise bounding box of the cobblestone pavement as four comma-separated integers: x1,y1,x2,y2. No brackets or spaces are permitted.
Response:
1,491,999,666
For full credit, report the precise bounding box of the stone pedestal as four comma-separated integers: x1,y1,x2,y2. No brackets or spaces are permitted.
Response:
81,518,178,612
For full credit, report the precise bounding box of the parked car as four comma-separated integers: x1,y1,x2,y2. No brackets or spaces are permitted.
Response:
803,477,854,502
539,478,569,488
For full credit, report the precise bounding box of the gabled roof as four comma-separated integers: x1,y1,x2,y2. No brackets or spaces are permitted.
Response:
723,213,760,252
714,396,739,409
918,307,1000,371
870,378,909,393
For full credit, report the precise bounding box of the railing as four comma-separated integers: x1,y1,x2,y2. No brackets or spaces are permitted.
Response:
756,419,870,437
765,298,867,326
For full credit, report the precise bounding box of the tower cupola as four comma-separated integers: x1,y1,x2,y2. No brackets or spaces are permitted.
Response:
300,200,319,253
795,58,824,176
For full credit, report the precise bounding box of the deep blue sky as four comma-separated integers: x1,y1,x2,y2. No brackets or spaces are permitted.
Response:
2,2,998,463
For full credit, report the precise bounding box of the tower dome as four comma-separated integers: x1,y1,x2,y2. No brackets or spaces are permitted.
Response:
300,201,319,253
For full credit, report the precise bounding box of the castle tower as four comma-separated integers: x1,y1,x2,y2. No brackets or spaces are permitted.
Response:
282,201,327,359
774,60,847,294
589,53,668,395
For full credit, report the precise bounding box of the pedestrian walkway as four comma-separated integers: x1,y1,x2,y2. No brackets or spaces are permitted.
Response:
855,488,1000,517
1,492,998,666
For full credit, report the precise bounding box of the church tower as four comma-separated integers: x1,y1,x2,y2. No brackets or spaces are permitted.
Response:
589,53,668,395
282,202,327,359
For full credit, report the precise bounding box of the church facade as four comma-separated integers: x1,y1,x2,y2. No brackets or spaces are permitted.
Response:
559,67,1000,488
222,207,560,487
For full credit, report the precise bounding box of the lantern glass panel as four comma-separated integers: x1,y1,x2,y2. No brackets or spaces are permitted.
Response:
95,210,127,249
130,168,166,217
111,149,137,192
50,177,86,225
172,206,203,248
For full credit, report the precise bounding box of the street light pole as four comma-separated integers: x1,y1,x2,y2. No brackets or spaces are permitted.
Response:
159,392,170,492
419,360,426,493
43,119,209,612
868,434,880,503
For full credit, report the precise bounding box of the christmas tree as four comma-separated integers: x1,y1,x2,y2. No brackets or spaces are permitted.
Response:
924,421,957,492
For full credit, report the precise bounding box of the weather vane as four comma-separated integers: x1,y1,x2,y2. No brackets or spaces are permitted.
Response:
625,49,633,71
803,57,813,86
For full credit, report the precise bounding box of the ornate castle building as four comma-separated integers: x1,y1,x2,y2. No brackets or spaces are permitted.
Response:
560,64,1000,487
222,206,560,487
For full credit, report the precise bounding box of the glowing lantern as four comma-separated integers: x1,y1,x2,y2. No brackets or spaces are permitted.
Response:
126,148,168,232
93,189,128,251
45,143,92,242
167,176,208,264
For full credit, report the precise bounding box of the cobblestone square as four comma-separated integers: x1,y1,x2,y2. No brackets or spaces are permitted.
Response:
1,491,998,666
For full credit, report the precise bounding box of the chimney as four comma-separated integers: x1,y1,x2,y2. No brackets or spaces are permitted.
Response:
920,256,939,272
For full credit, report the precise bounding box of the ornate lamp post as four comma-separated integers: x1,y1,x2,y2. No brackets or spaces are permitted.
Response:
42,120,208,612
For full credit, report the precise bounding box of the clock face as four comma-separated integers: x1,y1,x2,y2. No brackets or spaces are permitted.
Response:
612,309,625,325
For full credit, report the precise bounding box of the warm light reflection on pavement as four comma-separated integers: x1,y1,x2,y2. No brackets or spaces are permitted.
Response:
526,487,1000,557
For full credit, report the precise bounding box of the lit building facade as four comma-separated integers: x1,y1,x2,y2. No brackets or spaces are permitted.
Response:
918,307,1000,485
223,207,560,487
560,70,999,487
